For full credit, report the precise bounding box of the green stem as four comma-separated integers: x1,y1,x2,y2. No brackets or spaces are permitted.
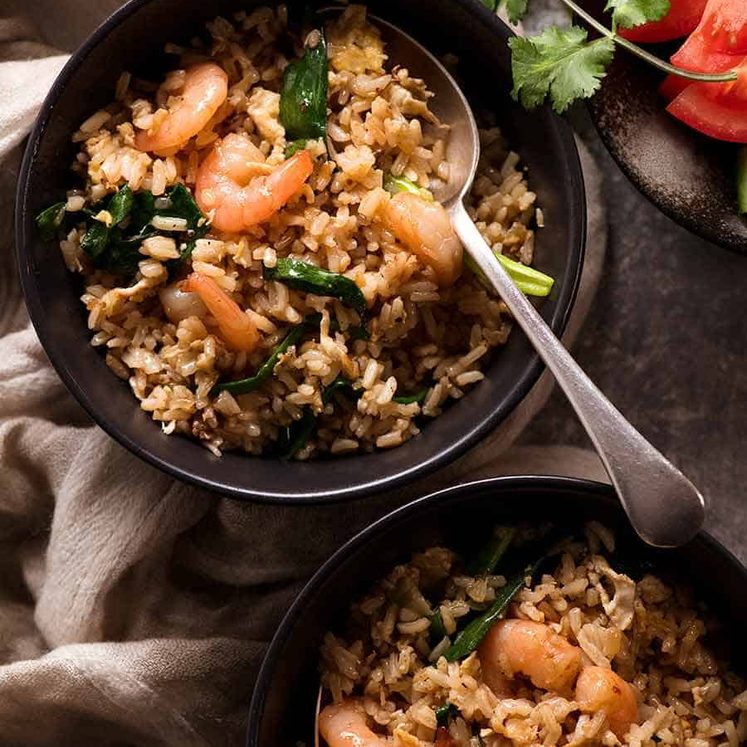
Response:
559,0,737,83
737,147,747,215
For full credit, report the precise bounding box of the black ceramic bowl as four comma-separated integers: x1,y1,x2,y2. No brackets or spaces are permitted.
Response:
247,476,747,745
15,0,585,503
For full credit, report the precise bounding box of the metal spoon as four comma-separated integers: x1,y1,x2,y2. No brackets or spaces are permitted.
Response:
370,17,705,549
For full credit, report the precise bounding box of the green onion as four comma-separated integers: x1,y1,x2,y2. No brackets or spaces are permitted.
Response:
213,324,307,396
80,222,110,261
435,703,457,727
469,526,516,576
108,184,134,225
37,183,209,276
35,202,67,241
322,377,361,405
429,610,447,642
284,139,308,159
443,562,537,662
264,257,367,318
738,146,747,215
279,29,328,140
465,252,555,297
274,407,317,459
383,172,434,201
392,387,429,405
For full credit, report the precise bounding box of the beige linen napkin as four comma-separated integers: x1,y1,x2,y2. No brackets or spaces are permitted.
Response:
0,4,608,745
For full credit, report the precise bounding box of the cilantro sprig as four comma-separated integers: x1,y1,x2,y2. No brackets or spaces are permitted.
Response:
605,0,670,30
510,28,614,113
504,0,738,114
481,0,529,26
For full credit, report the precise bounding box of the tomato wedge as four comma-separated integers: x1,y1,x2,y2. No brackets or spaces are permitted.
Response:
671,29,741,72
691,0,747,54
671,0,747,73
659,73,691,100
619,0,707,43
667,61,747,142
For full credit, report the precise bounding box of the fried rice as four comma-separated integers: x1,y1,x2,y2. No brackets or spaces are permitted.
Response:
55,5,541,458
319,523,747,746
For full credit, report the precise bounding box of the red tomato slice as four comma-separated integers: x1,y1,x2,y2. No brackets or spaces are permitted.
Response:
671,0,747,72
666,62,747,142
671,24,741,72
693,0,747,54
659,74,691,100
619,0,707,43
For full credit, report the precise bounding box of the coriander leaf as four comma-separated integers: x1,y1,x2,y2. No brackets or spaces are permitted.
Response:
509,26,615,113
505,0,529,25
480,0,499,11
605,0,669,29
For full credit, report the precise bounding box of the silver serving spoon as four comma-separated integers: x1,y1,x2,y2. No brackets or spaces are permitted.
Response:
373,17,705,550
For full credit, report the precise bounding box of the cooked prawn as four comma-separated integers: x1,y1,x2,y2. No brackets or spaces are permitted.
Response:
159,283,207,324
378,192,462,287
195,133,314,233
478,619,582,694
182,272,260,353
135,62,228,155
575,666,638,738
318,700,390,747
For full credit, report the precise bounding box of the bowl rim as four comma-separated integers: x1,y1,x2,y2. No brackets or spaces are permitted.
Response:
245,474,747,744
15,0,587,504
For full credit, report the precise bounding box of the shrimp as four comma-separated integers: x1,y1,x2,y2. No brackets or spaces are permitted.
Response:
318,700,390,747
575,666,638,738
159,283,207,324
182,272,260,353
478,619,583,694
377,192,462,288
135,63,228,154
195,133,314,233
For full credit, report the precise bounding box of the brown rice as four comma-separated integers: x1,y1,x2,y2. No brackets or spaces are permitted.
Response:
320,524,747,746
56,5,541,459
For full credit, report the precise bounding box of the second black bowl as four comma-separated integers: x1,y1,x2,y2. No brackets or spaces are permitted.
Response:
16,0,585,502
247,476,747,744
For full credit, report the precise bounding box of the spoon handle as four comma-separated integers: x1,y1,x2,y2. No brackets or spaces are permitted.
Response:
450,205,705,548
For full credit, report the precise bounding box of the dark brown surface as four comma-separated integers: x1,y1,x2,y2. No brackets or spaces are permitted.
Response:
522,111,747,563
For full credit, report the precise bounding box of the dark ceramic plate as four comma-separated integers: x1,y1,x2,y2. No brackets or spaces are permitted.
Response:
247,476,747,745
586,15,747,252
15,0,585,503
